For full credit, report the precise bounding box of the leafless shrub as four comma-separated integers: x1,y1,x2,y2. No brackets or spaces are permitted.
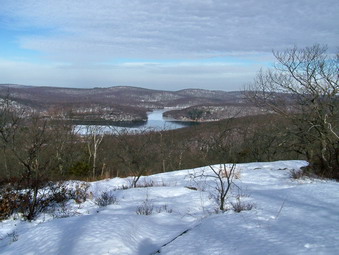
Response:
116,185,130,190
289,169,305,179
156,204,173,214
0,181,80,221
134,178,168,188
0,230,18,245
136,198,154,215
51,204,79,219
231,197,254,213
68,182,90,204
0,187,19,220
7,231,18,243
135,179,155,188
95,191,117,207
189,164,238,211
209,164,238,211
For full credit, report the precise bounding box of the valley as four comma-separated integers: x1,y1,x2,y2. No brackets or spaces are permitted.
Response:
0,84,261,124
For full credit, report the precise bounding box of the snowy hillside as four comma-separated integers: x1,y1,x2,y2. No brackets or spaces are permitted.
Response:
1,161,338,255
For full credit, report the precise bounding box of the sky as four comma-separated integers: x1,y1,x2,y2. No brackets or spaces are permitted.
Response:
0,0,338,91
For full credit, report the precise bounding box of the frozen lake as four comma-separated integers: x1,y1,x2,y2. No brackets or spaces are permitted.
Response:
144,109,193,130
77,109,195,134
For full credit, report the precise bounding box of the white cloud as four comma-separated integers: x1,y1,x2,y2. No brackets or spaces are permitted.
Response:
2,0,338,62
0,58,260,90
0,0,338,90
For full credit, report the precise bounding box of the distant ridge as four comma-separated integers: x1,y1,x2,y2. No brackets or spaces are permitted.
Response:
0,84,252,122
0,84,245,108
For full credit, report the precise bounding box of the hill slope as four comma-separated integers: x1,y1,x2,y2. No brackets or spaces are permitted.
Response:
1,160,338,254
0,84,250,122
0,84,246,109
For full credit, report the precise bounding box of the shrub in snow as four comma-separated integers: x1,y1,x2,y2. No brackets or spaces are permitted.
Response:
51,203,78,219
289,169,305,179
0,231,19,244
136,199,172,215
231,197,254,213
68,183,90,204
0,187,19,220
7,231,18,243
207,164,237,211
0,173,79,221
156,204,173,214
135,179,155,188
0,181,90,221
95,191,117,207
133,179,167,188
136,198,154,215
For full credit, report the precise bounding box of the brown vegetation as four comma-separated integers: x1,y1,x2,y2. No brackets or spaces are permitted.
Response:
247,44,338,178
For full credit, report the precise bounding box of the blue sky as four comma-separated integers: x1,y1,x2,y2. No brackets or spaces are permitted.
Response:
0,0,338,91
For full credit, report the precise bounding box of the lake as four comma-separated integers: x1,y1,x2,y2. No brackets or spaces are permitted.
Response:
77,109,195,134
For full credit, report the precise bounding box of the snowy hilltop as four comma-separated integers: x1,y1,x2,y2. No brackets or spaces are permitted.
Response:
1,160,338,255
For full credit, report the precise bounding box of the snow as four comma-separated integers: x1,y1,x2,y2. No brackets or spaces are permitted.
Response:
1,160,338,255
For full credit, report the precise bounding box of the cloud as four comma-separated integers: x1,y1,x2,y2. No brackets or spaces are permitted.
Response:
1,0,338,62
0,0,338,90
0,58,260,90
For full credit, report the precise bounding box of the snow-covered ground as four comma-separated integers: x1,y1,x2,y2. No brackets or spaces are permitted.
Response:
1,160,338,255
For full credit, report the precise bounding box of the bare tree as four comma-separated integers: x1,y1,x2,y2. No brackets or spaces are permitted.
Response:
0,97,80,220
191,164,237,211
86,125,104,178
209,164,237,211
48,121,79,176
247,45,338,178
0,96,25,178
0,107,53,220
111,128,156,187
